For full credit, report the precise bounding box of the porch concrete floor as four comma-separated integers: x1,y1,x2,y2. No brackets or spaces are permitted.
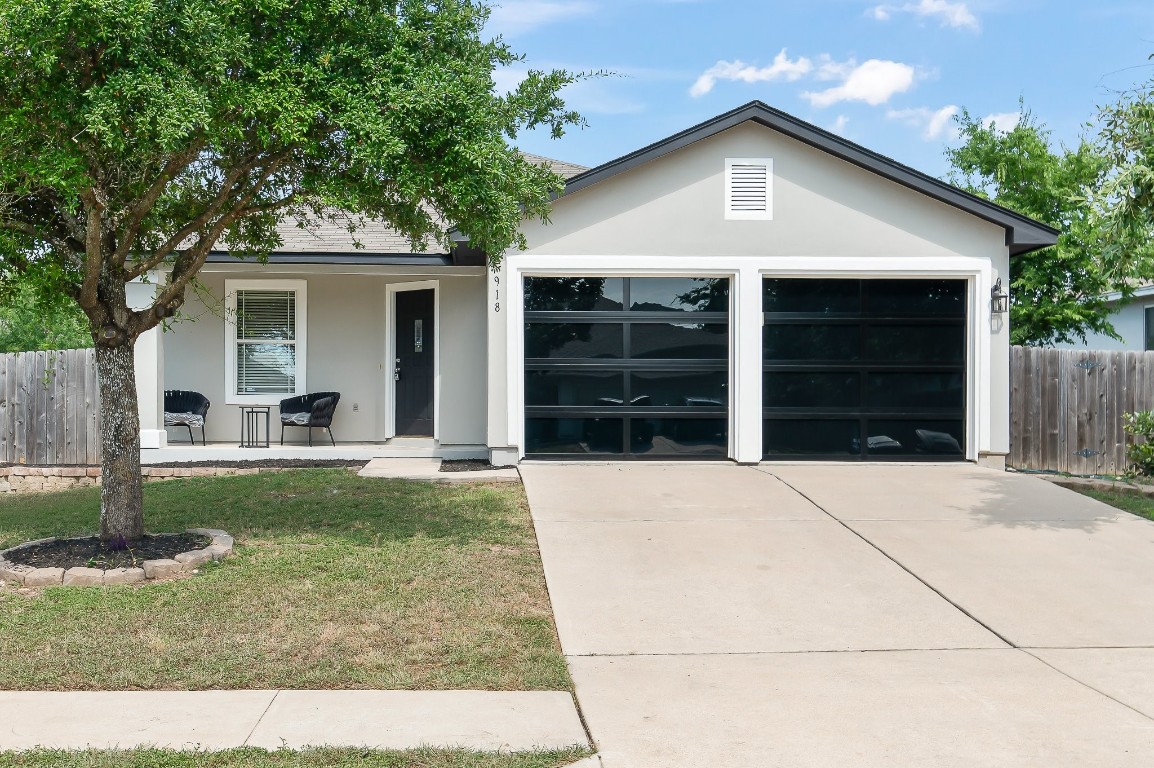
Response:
142,438,487,463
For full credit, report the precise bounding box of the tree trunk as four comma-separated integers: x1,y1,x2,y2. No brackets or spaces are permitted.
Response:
96,342,144,542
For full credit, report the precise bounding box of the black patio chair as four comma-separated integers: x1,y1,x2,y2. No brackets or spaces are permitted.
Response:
163,390,210,445
279,392,341,446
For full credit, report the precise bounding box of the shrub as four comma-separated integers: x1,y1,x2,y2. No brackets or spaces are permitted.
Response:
1123,411,1154,477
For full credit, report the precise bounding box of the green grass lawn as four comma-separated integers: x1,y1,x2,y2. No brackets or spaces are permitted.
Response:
0,469,570,692
0,748,592,768
1077,487,1154,522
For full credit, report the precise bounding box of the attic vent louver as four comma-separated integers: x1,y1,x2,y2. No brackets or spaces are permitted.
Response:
725,158,773,220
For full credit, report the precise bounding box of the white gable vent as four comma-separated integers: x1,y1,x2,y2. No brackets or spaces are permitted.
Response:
725,158,773,220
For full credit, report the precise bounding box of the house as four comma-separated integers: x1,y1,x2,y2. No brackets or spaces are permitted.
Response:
131,101,1058,467
1054,285,1154,351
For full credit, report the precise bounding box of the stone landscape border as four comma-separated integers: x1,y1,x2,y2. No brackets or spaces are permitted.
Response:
0,466,294,494
1035,473,1154,497
0,528,234,587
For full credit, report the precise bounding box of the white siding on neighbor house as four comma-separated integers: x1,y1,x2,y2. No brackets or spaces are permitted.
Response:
1054,299,1154,351
162,269,487,445
489,120,1013,462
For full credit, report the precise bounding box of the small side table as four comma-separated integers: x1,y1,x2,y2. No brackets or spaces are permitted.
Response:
240,406,271,448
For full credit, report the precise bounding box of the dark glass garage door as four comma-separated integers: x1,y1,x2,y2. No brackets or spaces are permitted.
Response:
524,276,729,458
763,278,967,460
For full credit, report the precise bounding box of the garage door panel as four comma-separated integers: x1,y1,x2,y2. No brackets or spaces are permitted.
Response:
524,276,730,459
763,278,967,461
764,323,860,360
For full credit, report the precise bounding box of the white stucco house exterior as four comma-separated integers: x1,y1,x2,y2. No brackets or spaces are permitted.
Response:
132,101,1058,468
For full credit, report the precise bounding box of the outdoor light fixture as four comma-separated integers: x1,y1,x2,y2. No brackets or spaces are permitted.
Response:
991,278,1009,315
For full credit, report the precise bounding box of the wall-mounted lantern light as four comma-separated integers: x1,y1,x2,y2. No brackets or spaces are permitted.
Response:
991,278,1009,315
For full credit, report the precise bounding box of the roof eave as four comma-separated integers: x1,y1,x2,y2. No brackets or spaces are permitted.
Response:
205,251,454,266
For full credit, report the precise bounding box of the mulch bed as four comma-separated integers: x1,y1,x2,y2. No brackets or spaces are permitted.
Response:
1,460,367,470
439,459,514,473
5,533,210,570
146,459,368,469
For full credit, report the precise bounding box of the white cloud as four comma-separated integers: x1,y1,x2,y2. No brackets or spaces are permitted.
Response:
926,104,959,138
887,104,959,139
830,115,850,135
815,55,855,81
487,1,595,38
983,111,1020,133
869,0,979,30
491,66,529,95
802,59,916,108
689,49,813,98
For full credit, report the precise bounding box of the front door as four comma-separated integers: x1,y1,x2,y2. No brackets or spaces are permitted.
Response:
394,289,435,436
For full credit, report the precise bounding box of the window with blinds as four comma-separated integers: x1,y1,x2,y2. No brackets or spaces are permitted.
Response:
725,158,773,220
225,281,307,402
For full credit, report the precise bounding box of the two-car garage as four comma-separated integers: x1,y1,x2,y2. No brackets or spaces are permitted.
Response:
486,101,1059,467
522,275,968,461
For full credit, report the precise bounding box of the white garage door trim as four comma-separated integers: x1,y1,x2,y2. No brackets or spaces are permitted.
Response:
503,254,994,463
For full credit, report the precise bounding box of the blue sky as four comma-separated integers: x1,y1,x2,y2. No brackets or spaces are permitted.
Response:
485,0,1154,179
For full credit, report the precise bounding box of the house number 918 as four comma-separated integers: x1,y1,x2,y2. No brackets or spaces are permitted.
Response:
493,273,501,313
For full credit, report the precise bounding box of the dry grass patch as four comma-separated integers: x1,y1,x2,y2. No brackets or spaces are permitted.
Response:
0,470,569,691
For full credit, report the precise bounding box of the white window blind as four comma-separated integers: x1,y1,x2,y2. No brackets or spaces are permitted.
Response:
235,290,297,395
225,280,307,403
725,158,773,220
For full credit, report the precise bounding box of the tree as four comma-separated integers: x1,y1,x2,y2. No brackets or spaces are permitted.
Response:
1097,64,1154,282
0,0,583,541
945,107,1138,346
0,272,90,352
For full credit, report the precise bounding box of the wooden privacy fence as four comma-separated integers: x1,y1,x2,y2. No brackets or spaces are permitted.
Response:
1010,346,1154,475
0,349,100,465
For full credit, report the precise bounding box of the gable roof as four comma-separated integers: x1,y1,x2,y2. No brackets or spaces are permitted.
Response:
207,153,588,263
558,101,1059,256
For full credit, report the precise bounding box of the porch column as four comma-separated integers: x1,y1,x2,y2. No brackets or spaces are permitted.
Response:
486,261,519,464
127,278,167,449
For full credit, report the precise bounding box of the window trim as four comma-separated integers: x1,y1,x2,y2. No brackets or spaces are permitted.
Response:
724,157,773,221
224,279,308,405
1145,305,1154,351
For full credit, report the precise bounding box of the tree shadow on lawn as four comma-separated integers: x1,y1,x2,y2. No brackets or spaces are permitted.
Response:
0,469,526,549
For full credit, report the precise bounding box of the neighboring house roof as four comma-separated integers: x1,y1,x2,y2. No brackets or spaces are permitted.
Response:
206,153,588,264
1102,282,1154,303
555,100,1059,257
519,153,590,180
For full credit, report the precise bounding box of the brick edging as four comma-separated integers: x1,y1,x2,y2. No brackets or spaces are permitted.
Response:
0,529,234,587
0,466,290,494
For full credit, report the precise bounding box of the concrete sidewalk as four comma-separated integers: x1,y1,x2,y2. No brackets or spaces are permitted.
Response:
523,462,1154,768
0,690,588,752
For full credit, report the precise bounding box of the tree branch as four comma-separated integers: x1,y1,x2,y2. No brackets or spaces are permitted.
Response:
133,155,291,333
111,139,206,266
77,188,105,311
122,154,268,280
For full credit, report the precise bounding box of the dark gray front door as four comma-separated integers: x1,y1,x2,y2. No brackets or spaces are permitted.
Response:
394,289,435,436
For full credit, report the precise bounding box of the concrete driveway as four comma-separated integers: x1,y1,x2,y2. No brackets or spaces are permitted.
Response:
521,463,1154,768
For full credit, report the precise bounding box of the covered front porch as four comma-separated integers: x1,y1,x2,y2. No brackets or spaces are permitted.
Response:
130,258,492,463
